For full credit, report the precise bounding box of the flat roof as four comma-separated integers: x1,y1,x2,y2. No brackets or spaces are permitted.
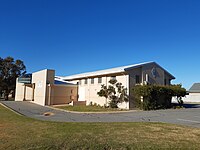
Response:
62,61,175,81
54,77,76,85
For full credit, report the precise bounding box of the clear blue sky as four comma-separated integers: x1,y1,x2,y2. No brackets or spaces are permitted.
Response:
0,0,200,90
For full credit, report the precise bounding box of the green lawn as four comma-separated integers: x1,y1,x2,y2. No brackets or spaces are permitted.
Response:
55,105,127,112
1,105,200,149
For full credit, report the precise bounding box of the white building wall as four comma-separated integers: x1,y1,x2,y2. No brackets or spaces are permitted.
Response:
77,74,129,109
172,93,200,103
31,70,48,106
15,80,32,101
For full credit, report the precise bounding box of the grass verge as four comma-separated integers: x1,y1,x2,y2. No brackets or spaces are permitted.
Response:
1,105,200,149
55,105,127,112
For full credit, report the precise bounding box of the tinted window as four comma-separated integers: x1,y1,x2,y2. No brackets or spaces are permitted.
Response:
84,79,88,84
91,78,94,84
136,75,140,84
98,77,102,83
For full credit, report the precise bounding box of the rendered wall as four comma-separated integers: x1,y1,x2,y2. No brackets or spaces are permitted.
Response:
47,84,78,105
15,80,33,101
44,70,55,105
32,69,54,106
77,74,129,109
15,69,78,106
126,63,173,108
15,82,25,101
164,73,172,85
141,63,165,85
126,67,142,108
182,93,200,103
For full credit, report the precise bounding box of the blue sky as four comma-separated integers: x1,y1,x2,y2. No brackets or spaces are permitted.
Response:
0,0,200,89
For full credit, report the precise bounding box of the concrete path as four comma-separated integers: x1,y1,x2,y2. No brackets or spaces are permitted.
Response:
1,101,200,128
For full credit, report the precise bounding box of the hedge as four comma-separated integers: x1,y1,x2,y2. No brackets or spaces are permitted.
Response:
132,84,187,110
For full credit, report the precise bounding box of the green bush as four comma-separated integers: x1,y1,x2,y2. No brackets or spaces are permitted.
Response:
97,79,129,108
109,100,118,108
133,84,187,110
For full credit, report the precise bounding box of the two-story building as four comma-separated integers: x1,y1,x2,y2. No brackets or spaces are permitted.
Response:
15,61,175,109
61,61,175,109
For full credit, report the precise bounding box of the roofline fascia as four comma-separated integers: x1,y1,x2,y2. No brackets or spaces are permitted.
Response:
64,71,127,81
124,61,154,71
153,62,176,79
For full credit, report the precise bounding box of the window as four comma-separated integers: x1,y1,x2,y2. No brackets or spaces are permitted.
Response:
164,79,167,85
110,76,116,80
135,75,140,84
91,78,94,84
79,80,82,85
98,77,102,83
84,79,88,84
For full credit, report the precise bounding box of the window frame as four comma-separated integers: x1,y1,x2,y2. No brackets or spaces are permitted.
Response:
110,76,116,80
91,78,94,84
98,77,102,84
84,79,88,84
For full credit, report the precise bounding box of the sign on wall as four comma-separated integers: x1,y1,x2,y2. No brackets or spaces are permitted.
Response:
151,67,157,78
37,81,43,88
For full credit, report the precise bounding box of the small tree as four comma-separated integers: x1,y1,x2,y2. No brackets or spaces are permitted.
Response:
132,84,187,110
170,84,187,105
0,56,26,100
97,79,129,108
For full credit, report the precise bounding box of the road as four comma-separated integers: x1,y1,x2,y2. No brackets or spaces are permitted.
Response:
1,101,200,128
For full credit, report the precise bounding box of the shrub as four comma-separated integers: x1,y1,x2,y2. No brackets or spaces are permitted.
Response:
89,101,93,106
133,84,187,110
97,79,129,108
93,103,98,107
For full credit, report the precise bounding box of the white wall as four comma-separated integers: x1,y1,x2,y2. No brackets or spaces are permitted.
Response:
172,93,200,103
77,74,129,109
15,80,33,101
31,69,55,106
48,84,78,105
182,93,200,103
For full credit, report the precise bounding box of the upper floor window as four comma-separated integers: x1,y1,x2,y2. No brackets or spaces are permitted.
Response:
135,75,140,84
98,77,102,83
84,79,88,84
91,78,94,84
110,76,116,80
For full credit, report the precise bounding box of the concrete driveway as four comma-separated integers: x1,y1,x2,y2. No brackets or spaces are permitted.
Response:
1,101,200,128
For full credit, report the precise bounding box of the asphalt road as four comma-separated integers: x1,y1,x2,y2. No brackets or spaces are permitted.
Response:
1,101,200,128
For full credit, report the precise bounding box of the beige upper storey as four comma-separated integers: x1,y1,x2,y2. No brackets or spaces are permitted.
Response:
62,61,175,84
61,62,175,109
